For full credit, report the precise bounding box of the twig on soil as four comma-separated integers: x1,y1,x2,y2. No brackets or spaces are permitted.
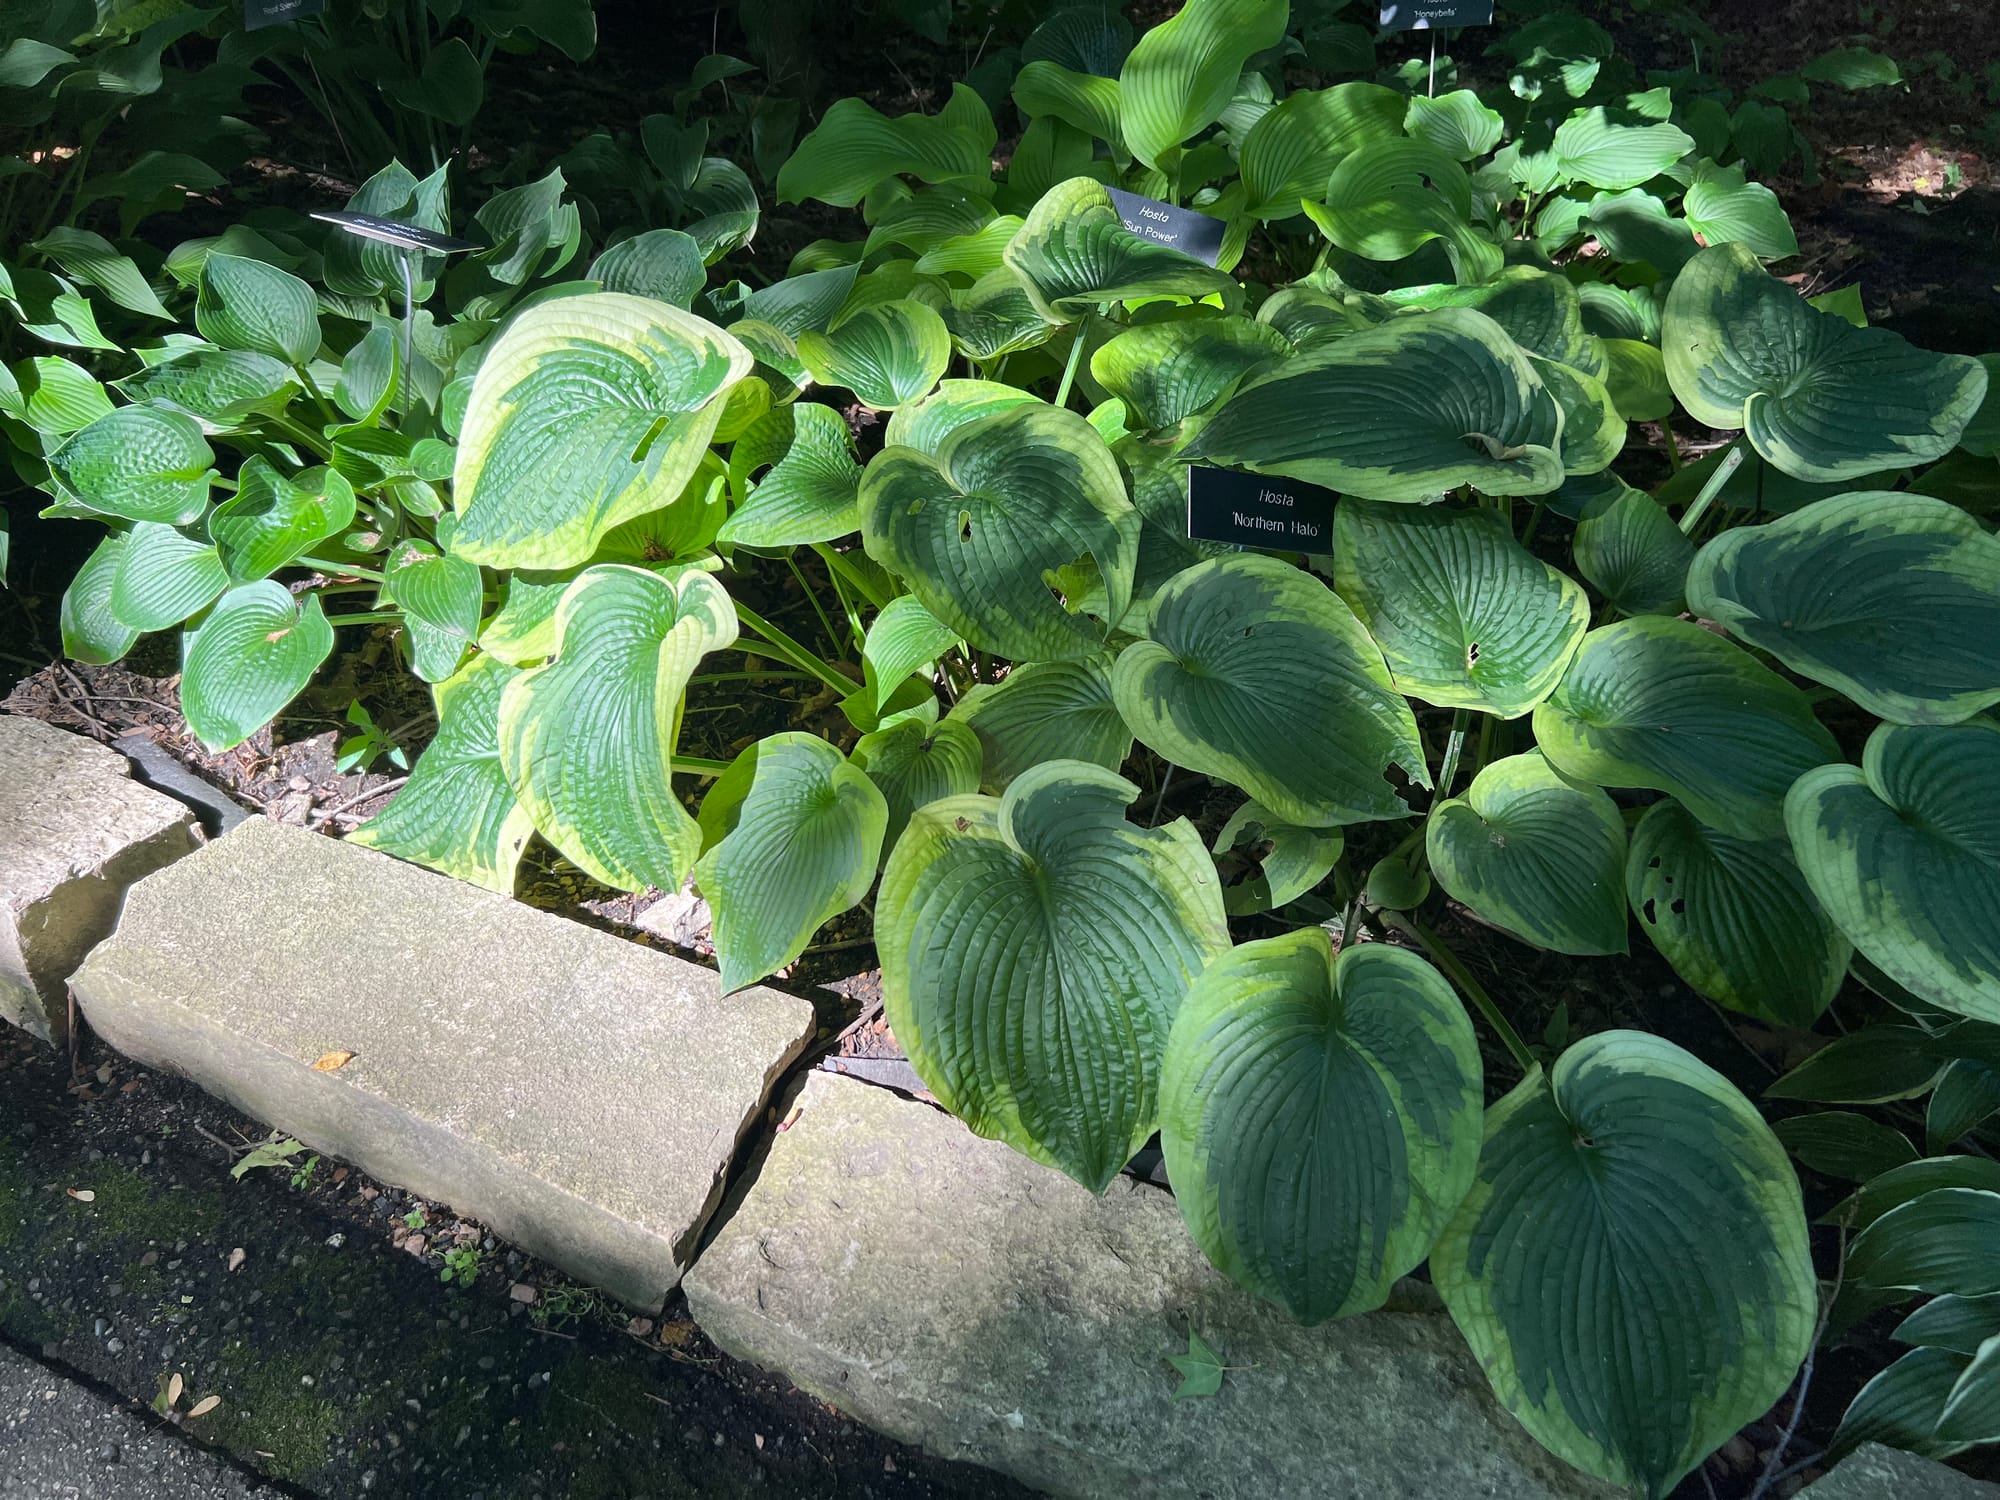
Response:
192,1122,247,1160
309,776,410,828
51,664,113,739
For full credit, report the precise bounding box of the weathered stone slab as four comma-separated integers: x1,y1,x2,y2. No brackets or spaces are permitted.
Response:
685,1071,1619,1500
70,817,815,1310
1799,1443,2000,1499
0,715,197,1044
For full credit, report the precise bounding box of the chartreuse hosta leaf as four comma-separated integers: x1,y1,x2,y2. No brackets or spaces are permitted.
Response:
1627,798,1848,1028
1184,309,1565,502
859,403,1137,662
1012,60,1125,158
691,734,887,991
62,535,139,666
1601,338,1673,421
1003,177,1240,323
1117,0,1287,170
195,254,320,366
349,653,534,894
878,760,1230,1191
797,300,950,410
1211,800,1342,917
210,459,357,582
720,403,861,548
775,83,996,208
1161,932,1480,1323
1404,89,1506,161
1533,616,1839,838
1433,1031,1816,1499
1332,501,1588,718
110,522,229,633
181,584,336,752
1113,554,1426,827
950,654,1132,790
1787,721,2000,1022
857,593,957,713
48,406,213,525
498,566,738,893
1688,491,2000,726
1088,315,1286,433
1664,244,1987,482
451,292,752,570
1572,484,1691,617
383,540,483,684
1238,82,1406,218
852,716,983,856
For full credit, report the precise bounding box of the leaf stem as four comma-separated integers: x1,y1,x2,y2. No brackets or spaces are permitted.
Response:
1678,441,1744,536
267,415,334,461
1053,314,1090,411
1659,413,1684,473
1383,912,1538,1074
1434,708,1472,802
731,601,856,696
673,755,732,776
298,556,385,582
326,611,400,627
813,542,892,610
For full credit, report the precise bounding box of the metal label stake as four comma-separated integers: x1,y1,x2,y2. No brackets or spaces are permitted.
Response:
311,211,476,413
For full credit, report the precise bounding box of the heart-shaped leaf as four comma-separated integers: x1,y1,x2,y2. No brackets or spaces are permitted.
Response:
323,159,453,301
590,229,706,308
1382,266,1604,377
1002,177,1240,322
720,403,862,548
383,539,483,683
1211,800,1342,916
1573,482,1690,617
1088,314,1286,433
1012,60,1126,157
1682,160,1798,260
1404,89,1506,161
195,253,320,366
181,583,335,751
1117,0,1287,169
1547,108,1694,189
61,534,139,665
797,299,950,410
110,521,228,633
1239,82,1406,217
48,405,212,524
776,84,996,207
949,654,1132,789
852,715,983,857
210,458,357,582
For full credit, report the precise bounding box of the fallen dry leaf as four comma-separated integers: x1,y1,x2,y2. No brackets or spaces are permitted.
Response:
226,1248,247,1273
167,1374,184,1407
509,1283,537,1305
312,1050,356,1072
66,1188,94,1203
187,1395,221,1419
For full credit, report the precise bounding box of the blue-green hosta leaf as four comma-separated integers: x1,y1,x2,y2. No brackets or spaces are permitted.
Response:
1533,616,1839,838
1404,89,1505,162
451,292,752,570
852,715,982,856
1238,82,1406,218
1161,932,1480,1322
1573,483,1690,616
1184,309,1565,501
1211,800,1342,917
181,584,336,751
1433,1030,1816,1499
1682,160,1798,260
859,402,1136,661
776,83,996,207
864,187,994,261
720,403,861,548
195,253,320,366
1002,178,1240,323
109,522,228,633
1088,314,1286,433
118,347,299,430
1773,1112,1918,1181
741,263,861,338
1940,1336,2000,1446
61,534,139,665
1787,720,2000,1023
1627,798,1848,1027
939,267,1059,361
1012,61,1125,157
1850,1188,2000,1301
1383,267,1605,381
1427,752,1629,955
692,734,887,990
878,760,1231,1190
949,654,1131,790
1831,1348,1973,1462
210,459,358,583
1113,554,1426,827
1688,491,2000,726
1117,0,1287,170
1664,245,1987,482
796,299,950,410
348,653,534,893
1332,500,1588,718
1930,1062,2000,1156
1898,1293,2000,1356
880,377,1041,455
858,593,957,712
1304,140,1503,285
497,566,738,892
48,406,212,524
1022,3,1132,76
590,229,706,309
383,539,482,684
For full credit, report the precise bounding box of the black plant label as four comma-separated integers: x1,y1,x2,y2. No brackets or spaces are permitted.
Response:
245,0,327,31
1186,467,1338,556
1379,0,1496,33
1104,188,1227,268
310,211,476,255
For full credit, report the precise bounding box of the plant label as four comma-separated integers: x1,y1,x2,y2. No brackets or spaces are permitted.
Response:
1187,466,1338,555
1379,1,1496,32
1105,189,1227,268
245,0,327,30
311,211,476,254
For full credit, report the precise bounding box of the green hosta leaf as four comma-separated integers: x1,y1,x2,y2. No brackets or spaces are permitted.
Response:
181,584,335,751
1584,187,1696,274
1787,721,2000,1022
858,593,957,712
950,654,1131,790
497,566,738,892
940,267,1057,360
1113,554,1426,827
1404,89,1505,161
1688,491,2000,726
742,264,861,337
878,760,1230,1190
1827,1159,2000,1230
383,540,482,684
913,218,1023,281
110,522,228,632
1118,0,1287,170
195,254,320,366
1573,483,1690,616
591,229,706,308
1664,245,1987,482
119,347,299,430
1774,1113,1918,1181
48,406,212,525
61,534,139,665
1022,3,1132,75
720,403,861,547
29,227,169,320
1533,616,1839,838
1627,798,1848,1028
348,653,534,894
1012,60,1124,157
797,299,950,410
1003,178,1240,322
1768,1028,1946,1107
1682,160,1798,260
852,715,982,855
1600,337,1672,421
322,159,452,302
1088,315,1285,432
1238,82,1406,217
1850,1188,2000,1300
1384,267,1604,379
1899,1293,2000,1355
1802,46,1901,89
386,35,483,126
1332,500,1588,718
859,402,1136,661
1931,1062,2000,1155
1547,108,1693,190
451,292,752,570
692,734,887,991
776,83,995,207
1160,932,1481,1321
12,356,113,435
1185,309,1565,501
210,459,357,582
1832,1347,1972,1462
1211,800,1342,917
1434,1030,1816,1499
1304,140,1503,284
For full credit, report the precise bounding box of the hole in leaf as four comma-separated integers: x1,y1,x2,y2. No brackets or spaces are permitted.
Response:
1641,898,1657,924
957,510,973,543
629,414,671,464
1647,856,1662,870
1670,897,1686,915
1466,642,1481,666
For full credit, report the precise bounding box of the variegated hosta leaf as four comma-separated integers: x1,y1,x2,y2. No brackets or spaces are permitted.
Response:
451,292,752,570
796,299,950,410
1087,314,1287,433
1530,356,1626,477
180,584,335,752
1383,267,1604,377
1161,932,1481,1322
949,654,1131,790
1211,800,1342,917
48,405,213,524
852,715,983,855
1663,244,1987,482
383,539,483,683
691,734,887,991
1573,483,1690,617
1688,491,2000,726
478,517,720,669
880,377,1040,456
349,652,534,893
1183,309,1565,502
858,402,1137,661
1433,1030,1816,1499
1332,500,1589,718
1787,720,2000,1023
110,522,228,633
1238,81,1407,218
878,760,1231,1191
1117,0,1288,170
210,458,357,582
1112,554,1427,827
1002,177,1240,323
1533,616,1839,838
61,534,139,665
1627,798,1848,1028
497,566,739,893
719,403,861,548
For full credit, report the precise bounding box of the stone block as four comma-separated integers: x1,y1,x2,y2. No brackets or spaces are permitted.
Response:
1800,1443,2000,1499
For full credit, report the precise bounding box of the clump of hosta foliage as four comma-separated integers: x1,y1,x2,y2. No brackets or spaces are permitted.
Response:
12,1,2000,1494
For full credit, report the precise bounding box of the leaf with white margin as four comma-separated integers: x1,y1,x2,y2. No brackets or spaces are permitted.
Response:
497,566,738,893
1117,0,1287,170
949,654,1132,790
1113,554,1426,827
61,534,138,665
852,715,983,855
1239,82,1406,217
878,759,1230,1191
720,402,861,548
180,584,335,751
1830,1347,1973,1462
383,539,483,683
1433,1030,1816,1499
1002,177,1240,323
1088,314,1286,432
1211,800,1343,917
110,522,228,633
48,405,212,525
1572,482,1690,616
210,459,357,582
797,299,950,411
1162,931,1481,1321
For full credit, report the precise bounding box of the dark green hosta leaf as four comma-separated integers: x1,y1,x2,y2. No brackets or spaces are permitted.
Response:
797,299,950,410
859,403,1136,661
776,83,995,207
1533,616,1839,838
1664,245,1987,482
1787,721,2000,1023
497,566,738,893
1773,1113,1917,1182
1332,501,1588,718
210,459,357,583
195,254,320,366
1160,932,1481,1322
109,522,228,633
1304,140,1503,285
1689,491,2000,726
1088,315,1286,433
720,403,861,548
1002,177,1240,323
1931,1061,2000,1155
119,347,299,430
386,35,483,126
1112,554,1426,827
383,540,482,684
451,292,752,570
1826,1159,2000,1232
181,584,335,751
1573,483,1690,616
590,229,705,308
61,534,139,665
1238,81,1405,218
1022,3,1132,75
940,267,1058,360
1185,310,1565,502
878,760,1230,1191
852,715,982,858
1433,1030,1816,1498
1404,89,1505,161
1383,266,1603,377
1627,799,1848,1028
1682,160,1798,260
1850,1188,2000,1300
1117,0,1286,170
950,654,1131,790
1211,800,1342,917
692,734,887,991
1899,1293,2000,1355
48,406,212,524
1832,1347,1973,1462
1012,60,1125,157
1939,1335,2000,1446
1803,46,1902,89
1768,1028,1946,1107
348,653,534,894
1583,187,1696,275
322,159,451,301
